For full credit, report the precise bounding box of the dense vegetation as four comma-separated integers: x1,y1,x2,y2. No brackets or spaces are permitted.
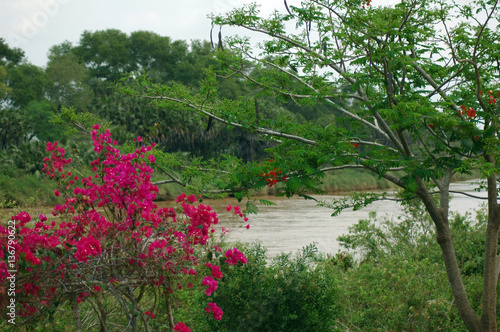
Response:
2,0,500,330
3,201,495,331
0,28,389,206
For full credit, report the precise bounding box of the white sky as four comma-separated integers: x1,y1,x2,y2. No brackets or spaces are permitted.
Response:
0,0,294,67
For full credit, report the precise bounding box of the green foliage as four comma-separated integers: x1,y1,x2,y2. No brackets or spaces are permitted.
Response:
24,100,65,142
0,38,24,66
335,203,500,329
181,243,340,332
6,63,47,108
332,204,500,331
0,108,30,150
0,65,10,99
0,164,56,206
335,257,462,331
46,45,93,110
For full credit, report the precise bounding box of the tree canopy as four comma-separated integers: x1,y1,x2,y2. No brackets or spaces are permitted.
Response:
124,0,500,330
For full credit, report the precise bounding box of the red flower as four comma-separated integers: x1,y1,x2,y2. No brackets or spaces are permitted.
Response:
466,107,476,118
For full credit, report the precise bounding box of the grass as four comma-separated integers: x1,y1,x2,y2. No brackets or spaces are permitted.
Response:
0,166,58,208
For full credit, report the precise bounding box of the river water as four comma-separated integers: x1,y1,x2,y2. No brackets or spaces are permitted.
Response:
0,181,487,258
202,180,488,258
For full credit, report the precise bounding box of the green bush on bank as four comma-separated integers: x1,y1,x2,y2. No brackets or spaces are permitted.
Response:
334,202,498,331
176,202,496,332
175,243,341,332
0,165,57,207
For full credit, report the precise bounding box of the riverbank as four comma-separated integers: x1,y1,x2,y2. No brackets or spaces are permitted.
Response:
1,166,480,208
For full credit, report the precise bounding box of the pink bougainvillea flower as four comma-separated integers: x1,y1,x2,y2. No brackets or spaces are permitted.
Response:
187,194,197,203
205,302,223,320
74,236,102,263
201,276,218,296
0,125,246,325
225,248,248,265
173,322,191,332
209,264,223,279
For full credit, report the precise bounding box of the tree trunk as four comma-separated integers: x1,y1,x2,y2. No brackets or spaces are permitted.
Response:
71,294,84,332
435,224,482,331
96,292,107,332
480,174,500,331
417,179,483,331
166,294,175,332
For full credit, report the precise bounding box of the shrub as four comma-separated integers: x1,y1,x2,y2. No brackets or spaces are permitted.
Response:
0,125,247,331
189,243,340,332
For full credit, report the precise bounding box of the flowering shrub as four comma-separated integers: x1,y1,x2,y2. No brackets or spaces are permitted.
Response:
0,125,247,330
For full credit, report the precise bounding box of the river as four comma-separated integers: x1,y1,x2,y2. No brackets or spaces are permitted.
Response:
0,180,487,258
202,180,488,258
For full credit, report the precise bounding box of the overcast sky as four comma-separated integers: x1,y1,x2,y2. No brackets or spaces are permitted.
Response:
0,0,294,67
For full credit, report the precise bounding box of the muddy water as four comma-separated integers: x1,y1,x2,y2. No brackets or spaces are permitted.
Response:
199,180,487,258
1,181,487,258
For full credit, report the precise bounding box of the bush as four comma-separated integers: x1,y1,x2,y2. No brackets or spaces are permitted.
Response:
181,243,340,332
334,202,499,331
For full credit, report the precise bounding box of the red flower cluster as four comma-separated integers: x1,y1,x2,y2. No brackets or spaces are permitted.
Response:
459,105,476,119
259,159,289,187
487,90,498,105
362,0,372,8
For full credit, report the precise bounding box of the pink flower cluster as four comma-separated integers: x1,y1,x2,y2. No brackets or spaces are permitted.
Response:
205,302,224,320
74,236,102,263
173,322,191,332
206,262,223,279
202,276,219,296
0,124,247,330
225,248,248,265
